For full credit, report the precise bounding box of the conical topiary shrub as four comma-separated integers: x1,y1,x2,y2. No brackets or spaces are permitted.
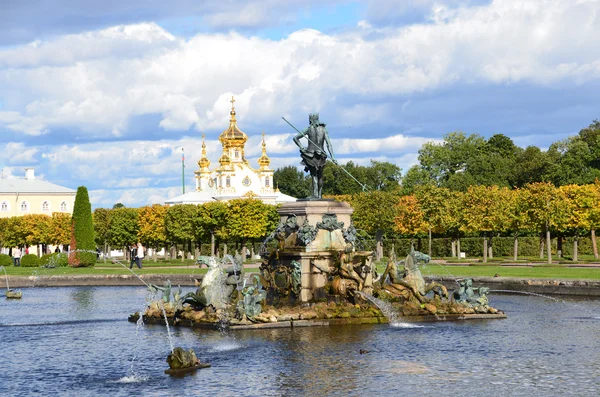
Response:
69,186,96,267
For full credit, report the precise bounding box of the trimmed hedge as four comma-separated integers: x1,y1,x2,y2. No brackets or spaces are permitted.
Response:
0,253,13,266
40,252,68,267
20,253,40,267
372,236,598,258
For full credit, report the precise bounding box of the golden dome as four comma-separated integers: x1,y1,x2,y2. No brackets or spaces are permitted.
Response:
257,132,271,168
198,133,211,170
219,96,248,148
219,152,231,167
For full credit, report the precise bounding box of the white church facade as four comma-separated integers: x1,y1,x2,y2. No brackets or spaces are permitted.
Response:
165,97,296,205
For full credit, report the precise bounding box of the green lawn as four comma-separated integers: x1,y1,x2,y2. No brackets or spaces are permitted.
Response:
419,264,600,280
0,265,209,277
1,260,599,280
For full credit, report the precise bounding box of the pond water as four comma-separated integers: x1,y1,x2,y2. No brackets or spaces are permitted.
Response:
1,286,599,397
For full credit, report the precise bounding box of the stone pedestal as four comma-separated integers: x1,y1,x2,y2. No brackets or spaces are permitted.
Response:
277,200,354,302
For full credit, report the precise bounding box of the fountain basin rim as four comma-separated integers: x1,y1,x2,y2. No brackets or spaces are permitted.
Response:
137,313,506,330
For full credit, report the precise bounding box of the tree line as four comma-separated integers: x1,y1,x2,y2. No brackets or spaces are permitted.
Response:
0,198,279,261
275,120,600,197
94,198,279,260
332,182,600,263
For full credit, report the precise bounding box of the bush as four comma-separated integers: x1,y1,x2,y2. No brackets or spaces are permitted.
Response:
20,253,40,267
40,252,68,267
0,253,13,266
71,186,96,267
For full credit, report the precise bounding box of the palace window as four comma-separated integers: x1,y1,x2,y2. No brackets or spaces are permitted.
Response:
265,177,270,187
42,201,50,212
234,150,239,158
60,201,68,212
226,176,231,187
20,201,29,212
0,201,8,212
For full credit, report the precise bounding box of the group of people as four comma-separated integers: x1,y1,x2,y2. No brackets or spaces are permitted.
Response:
129,242,145,269
9,244,144,267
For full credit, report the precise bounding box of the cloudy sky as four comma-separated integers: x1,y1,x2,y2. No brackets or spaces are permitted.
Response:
1,0,599,208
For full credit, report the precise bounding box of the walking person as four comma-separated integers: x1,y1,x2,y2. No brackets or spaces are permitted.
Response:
129,244,137,269
135,242,144,269
13,247,21,267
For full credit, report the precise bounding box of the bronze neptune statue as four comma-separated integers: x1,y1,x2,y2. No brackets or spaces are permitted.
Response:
291,113,336,199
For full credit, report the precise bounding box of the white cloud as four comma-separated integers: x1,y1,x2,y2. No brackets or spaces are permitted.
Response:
0,0,598,137
3,142,39,164
335,134,439,154
1,0,599,207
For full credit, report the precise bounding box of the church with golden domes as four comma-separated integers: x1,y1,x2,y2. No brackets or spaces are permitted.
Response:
165,97,296,205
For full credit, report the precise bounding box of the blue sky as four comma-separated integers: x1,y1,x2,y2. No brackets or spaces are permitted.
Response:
1,0,599,208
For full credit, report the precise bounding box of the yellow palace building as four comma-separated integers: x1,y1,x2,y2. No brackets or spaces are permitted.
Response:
0,168,75,218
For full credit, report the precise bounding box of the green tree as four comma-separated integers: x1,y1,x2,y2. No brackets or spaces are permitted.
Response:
513,146,551,187
364,160,402,192
165,204,197,260
273,166,311,199
418,131,487,188
322,161,368,195
108,207,139,257
466,134,520,188
21,214,51,254
546,137,600,186
3,217,27,248
0,218,7,249
590,181,600,258
137,204,167,261
577,120,600,169
69,186,96,267
506,188,534,261
522,182,568,264
461,185,511,262
195,201,228,256
350,190,400,259
559,184,595,261
400,165,435,196
93,208,112,259
394,195,427,241
49,212,71,248
227,198,279,258
414,185,462,257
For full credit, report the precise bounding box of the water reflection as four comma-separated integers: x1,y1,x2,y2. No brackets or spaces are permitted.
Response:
70,286,96,314
0,287,599,396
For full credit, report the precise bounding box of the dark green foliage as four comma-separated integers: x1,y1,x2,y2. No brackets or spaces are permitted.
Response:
560,237,594,257
40,253,68,267
20,253,40,267
71,186,96,267
93,208,111,247
165,204,197,244
0,253,13,266
512,146,551,187
411,120,600,190
273,166,311,198
400,165,435,195
107,207,139,248
300,160,401,196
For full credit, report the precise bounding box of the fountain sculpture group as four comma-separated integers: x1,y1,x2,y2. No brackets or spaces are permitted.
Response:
133,113,504,374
